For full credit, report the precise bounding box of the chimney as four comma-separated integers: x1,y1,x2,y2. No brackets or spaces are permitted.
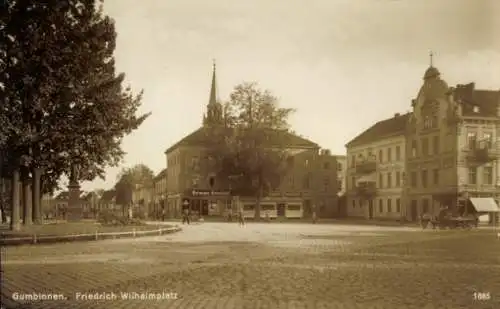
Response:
394,113,400,117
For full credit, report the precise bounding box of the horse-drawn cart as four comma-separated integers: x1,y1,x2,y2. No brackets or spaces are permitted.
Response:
421,209,478,230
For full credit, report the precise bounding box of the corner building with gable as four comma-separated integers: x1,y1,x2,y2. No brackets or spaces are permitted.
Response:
346,64,500,222
164,64,344,219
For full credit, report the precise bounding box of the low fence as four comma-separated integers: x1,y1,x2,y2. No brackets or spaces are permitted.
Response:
0,226,181,246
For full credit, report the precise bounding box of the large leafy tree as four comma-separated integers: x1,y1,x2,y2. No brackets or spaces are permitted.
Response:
114,164,154,210
0,0,149,229
206,82,295,219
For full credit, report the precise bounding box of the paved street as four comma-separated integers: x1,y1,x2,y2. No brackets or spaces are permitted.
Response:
2,222,500,309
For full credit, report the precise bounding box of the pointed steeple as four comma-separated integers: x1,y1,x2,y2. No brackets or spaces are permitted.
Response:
203,60,223,126
209,59,217,105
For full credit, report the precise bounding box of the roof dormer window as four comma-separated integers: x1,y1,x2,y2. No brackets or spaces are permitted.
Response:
473,106,480,113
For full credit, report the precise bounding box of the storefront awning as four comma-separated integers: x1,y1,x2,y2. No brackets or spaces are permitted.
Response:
469,198,500,213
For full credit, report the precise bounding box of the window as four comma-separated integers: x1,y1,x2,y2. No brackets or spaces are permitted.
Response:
396,198,401,213
288,176,295,188
323,162,330,169
191,156,200,171
351,176,356,189
379,199,383,213
387,148,392,162
433,169,439,185
483,133,493,148
411,140,417,157
467,132,477,149
287,205,301,211
352,199,356,208
402,172,406,185
337,162,342,171
395,146,401,161
483,166,493,185
395,171,401,187
243,205,255,211
337,178,343,191
379,173,383,189
421,138,429,156
468,167,477,185
433,136,439,155
304,159,309,168
387,199,392,212
379,149,383,163
287,156,295,167
261,204,275,211
303,174,311,189
422,199,429,214
323,177,330,191
351,156,356,168
421,170,428,188
411,171,417,187
387,172,392,188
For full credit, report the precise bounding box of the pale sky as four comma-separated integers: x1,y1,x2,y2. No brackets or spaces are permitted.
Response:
80,0,500,191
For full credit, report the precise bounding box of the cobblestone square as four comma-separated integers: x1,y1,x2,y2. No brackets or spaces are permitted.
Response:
2,223,499,309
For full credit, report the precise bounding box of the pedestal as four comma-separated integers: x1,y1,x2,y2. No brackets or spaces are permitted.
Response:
67,183,83,221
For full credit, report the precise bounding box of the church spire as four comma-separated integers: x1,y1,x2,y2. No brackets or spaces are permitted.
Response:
203,60,223,126
209,59,217,105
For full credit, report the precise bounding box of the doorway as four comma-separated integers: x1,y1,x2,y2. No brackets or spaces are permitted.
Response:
411,200,418,221
277,203,286,217
368,200,374,219
201,200,209,216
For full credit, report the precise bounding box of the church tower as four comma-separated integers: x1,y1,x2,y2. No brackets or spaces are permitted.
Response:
203,60,224,126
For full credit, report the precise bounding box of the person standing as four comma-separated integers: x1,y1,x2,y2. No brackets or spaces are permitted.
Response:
182,208,190,225
238,207,245,226
312,204,317,224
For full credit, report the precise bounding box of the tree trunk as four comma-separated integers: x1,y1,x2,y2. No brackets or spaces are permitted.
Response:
32,167,42,224
10,169,21,231
0,178,7,224
22,167,33,225
254,186,262,221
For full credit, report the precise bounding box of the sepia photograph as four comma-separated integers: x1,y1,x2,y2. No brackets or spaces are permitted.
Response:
1,0,499,308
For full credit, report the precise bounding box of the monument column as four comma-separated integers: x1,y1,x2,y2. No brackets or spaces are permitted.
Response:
67,165,83,221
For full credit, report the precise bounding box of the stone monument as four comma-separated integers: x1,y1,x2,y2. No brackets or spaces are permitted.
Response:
66,165,83,221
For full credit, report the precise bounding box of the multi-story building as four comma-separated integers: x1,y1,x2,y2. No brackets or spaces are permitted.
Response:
406,66,500,222
164,64,343,219
346,63,500,222
152,168,167,217
346,113,408,220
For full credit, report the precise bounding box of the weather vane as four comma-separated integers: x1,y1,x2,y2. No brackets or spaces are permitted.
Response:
429,51,434,67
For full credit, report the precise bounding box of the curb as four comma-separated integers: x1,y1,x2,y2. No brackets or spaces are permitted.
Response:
0,226,182,246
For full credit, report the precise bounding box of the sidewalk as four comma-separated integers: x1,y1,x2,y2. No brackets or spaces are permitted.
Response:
0,222,181,246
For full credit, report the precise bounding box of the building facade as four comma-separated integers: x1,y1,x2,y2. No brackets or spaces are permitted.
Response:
152,168,167,218
346,63,500,221
131,184,153,218
346,114,408,220
164,64,343,219
406,67,500,222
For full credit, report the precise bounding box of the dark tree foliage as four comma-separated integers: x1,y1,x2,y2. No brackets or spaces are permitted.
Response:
0,0,150,194
205,82,295,219
114,164,154,207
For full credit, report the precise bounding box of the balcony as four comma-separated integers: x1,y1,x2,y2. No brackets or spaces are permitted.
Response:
355,159,377,174
356,181,377,197
464,141,500,164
